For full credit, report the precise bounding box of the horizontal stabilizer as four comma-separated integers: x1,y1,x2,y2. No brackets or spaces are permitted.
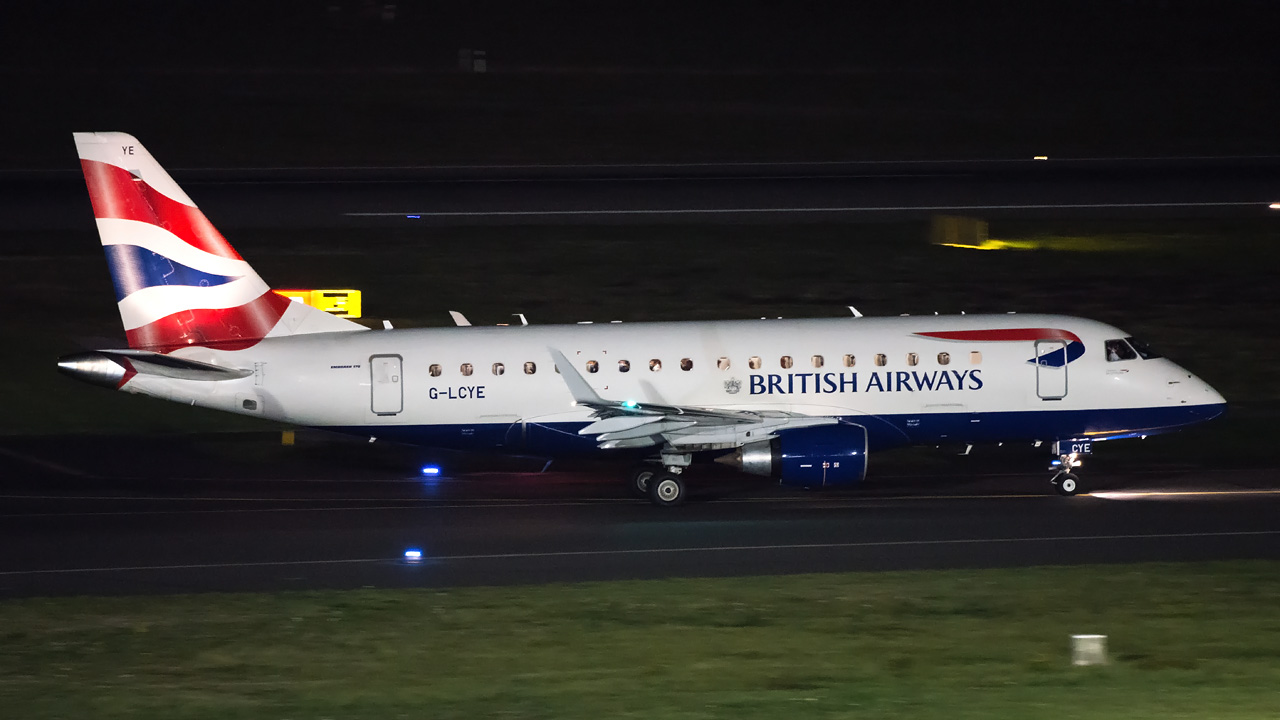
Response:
58,349,252,388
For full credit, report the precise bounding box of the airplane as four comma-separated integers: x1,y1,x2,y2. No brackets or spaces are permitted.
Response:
58,132,1228,506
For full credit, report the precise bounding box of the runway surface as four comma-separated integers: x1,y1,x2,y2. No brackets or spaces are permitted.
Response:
6,157,1280,231
2,440,1278,597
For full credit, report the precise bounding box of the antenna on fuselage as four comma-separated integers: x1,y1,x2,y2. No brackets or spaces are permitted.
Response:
514,313,528,326
449,311,472,327
847,306,863,317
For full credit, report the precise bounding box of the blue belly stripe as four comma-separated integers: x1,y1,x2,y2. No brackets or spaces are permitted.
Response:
323,403,1227,459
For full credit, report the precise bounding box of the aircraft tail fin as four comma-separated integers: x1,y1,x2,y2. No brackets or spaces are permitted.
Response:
73,132,364,352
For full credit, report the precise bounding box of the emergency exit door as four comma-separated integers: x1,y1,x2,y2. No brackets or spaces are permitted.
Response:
1035,340,1068,400
370,355,403,415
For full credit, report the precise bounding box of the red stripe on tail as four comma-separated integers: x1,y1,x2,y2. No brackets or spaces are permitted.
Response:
80,159,242,261
124,290,293,352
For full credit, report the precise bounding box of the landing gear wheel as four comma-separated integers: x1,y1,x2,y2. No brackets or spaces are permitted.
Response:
647,472,686,507
1055,473,1082,497
627,465,658,499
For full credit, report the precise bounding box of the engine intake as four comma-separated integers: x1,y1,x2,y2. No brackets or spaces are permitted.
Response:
719,424,868,488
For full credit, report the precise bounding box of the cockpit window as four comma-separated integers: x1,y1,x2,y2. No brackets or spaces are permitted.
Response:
1125,337,1162,360
1104,339,1138,362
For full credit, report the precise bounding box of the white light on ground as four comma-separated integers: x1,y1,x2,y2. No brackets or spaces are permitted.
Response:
1270,203,1280,210
1092,489,1280,500
1072,634,1108,666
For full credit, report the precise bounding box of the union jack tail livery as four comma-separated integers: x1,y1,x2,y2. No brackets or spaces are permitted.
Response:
73,132,363,352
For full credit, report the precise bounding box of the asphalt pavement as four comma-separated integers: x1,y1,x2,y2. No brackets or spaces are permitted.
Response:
2,440,1277,597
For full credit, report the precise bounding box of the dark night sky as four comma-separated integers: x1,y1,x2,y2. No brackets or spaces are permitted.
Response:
7,1,1280,72
2,1,1277,168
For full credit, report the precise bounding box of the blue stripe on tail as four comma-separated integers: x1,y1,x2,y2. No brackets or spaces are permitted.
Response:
103,245,241,301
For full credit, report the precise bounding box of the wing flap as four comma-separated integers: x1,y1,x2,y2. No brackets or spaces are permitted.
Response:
598,420,696,442
578,415,666,436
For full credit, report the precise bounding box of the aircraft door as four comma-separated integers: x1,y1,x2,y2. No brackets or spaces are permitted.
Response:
370,355,404,415
1035,340,1068,400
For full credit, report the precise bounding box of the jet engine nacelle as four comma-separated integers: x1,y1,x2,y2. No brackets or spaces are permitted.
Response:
723,424,868,488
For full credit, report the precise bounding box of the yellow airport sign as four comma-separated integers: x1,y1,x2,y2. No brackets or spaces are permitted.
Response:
277,289,363,318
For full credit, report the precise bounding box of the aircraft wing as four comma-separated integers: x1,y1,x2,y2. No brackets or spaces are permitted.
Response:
548,348,835,450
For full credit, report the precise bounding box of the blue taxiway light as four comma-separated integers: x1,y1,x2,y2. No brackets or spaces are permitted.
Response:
406,215,421,219
403,549,423,562
421,466,441,476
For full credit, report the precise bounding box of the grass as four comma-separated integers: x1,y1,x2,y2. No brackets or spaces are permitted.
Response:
2,562,1279,718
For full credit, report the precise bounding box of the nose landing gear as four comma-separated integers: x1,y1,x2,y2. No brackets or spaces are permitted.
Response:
1049,452,1085,496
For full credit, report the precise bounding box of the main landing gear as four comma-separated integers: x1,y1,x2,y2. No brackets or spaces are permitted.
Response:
628,452,692,507
1049,452,1085,496
626,464,658,499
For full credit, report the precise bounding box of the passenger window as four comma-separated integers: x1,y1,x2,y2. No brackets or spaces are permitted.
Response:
937,352,951,366
717,357,730,370
523,361,536,375
874,354,887,367
460,363,474,376
811,355,824,368
586,360,599,373
970,351,982,365
649,359,662,372
1105,339,1138,362
749,356,762,370
906,352,919,367
429,364,442,377
843,354,856,367
618,359,631,373
780,355,793,369
492,363,505,376
680,358,693,371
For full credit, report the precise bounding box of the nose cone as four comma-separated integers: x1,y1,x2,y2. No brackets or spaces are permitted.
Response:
1185,373,1227,422
57,352,128,389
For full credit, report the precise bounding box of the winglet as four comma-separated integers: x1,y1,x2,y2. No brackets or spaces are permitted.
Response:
449,311,471,327
548,348,606,406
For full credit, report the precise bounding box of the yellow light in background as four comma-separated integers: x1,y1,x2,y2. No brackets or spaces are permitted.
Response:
937,238,1040,251
277,289,363,318
1269,202,1280,210
1033,155,1049,160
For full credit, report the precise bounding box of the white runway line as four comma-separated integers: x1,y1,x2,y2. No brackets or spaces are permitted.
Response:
345,201,1268,218
3,487,1278,518
2,529,1277,576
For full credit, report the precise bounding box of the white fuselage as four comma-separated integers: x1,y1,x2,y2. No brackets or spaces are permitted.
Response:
117,313,1225,456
